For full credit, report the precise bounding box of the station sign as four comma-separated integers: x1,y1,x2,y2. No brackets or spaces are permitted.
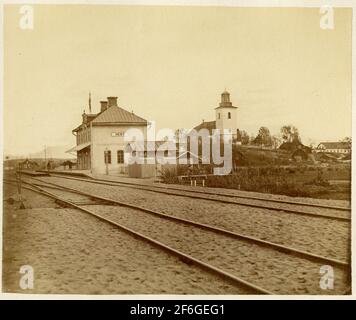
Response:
111,132,125,137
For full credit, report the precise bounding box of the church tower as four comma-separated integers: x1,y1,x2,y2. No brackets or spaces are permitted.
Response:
215,90,238,137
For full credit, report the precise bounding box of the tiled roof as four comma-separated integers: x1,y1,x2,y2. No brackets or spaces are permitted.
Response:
92,106,147,124
317,142,351,150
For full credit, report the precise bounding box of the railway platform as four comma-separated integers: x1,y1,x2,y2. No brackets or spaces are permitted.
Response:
37,169,92,178
36,169,158,186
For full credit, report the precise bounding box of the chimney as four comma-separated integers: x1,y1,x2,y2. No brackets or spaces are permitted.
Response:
107,96,118,107
100,101,108,112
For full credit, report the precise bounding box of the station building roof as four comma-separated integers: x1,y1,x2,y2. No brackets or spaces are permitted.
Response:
72,105,147,132
92,105,147,125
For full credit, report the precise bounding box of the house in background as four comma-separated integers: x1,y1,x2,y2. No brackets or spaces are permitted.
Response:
279,140,312,161
316,142,351,154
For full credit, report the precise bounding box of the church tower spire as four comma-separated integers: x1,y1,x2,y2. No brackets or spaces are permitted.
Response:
220,90,232,107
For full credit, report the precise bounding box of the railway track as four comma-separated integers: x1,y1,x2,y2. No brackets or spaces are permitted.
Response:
4,179,271,294
21,176,353,261
45,173,351,222
5,178,351,294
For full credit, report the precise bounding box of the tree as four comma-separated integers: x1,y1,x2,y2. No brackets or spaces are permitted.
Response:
240,130,250,145
341,137,352,144
253,127,272,147
280,125,300,143
271,135,282,149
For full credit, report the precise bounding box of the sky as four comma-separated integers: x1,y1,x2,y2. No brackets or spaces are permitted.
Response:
3,5,352,157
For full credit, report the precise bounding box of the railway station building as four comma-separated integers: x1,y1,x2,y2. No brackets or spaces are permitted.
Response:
69,96,148,175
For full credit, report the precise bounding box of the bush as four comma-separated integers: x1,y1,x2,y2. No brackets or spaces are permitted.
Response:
304,169,330,187
159,167,179,184
160,165,336,198
160,164,213,184
205,166,311,197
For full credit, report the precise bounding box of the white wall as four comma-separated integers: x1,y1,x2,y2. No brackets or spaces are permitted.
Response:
215,107,238,133
91,124,147,174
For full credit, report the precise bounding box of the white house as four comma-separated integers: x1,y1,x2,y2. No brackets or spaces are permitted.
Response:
69,96,147,174
316,142,351,154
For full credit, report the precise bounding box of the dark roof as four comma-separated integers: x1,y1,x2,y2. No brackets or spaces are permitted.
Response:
317,142,351,150
279,141,311,153
193,120,216,134
92,106,147,125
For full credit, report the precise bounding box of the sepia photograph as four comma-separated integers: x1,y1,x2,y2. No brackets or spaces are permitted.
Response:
1,1,353,298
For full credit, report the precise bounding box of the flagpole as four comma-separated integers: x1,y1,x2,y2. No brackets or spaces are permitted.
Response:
89,91,92,113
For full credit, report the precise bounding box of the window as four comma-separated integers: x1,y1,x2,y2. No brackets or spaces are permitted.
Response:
104,150,111,164
164,150,169,157
117,150,124,164
228,112,231,119
218,113,221,119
